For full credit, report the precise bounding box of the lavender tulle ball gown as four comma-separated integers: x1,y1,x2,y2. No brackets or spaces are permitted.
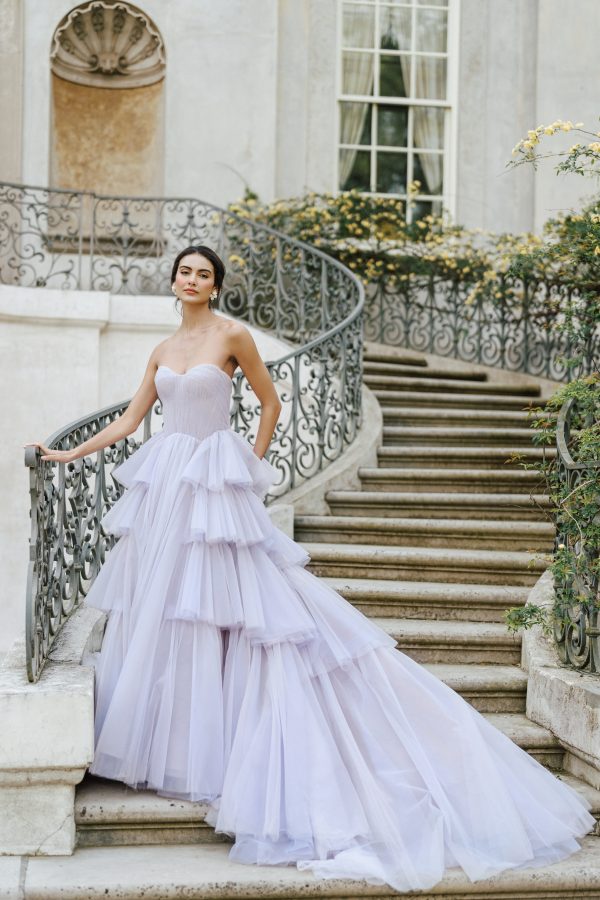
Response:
84,362,594,893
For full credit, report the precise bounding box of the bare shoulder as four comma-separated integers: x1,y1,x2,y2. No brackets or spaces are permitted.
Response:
149,336,172,364
227,319,257,348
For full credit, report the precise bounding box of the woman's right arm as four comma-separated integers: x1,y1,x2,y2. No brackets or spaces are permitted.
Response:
24,350,161,464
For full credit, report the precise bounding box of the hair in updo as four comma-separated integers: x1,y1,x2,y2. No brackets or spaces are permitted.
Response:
170,245,226,313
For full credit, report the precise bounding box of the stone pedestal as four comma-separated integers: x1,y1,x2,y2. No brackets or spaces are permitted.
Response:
522,570,600,788
0,606,104,855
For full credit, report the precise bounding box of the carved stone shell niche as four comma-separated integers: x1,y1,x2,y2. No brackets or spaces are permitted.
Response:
50,1,166,88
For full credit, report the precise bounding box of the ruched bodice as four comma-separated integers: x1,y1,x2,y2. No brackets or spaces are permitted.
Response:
155,364,232,441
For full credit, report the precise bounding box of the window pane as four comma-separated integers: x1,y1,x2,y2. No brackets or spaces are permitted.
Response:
340,102,372,145
414,56,446,100
342,51,374,96
377,104,408,146
416,0,447,7
411,199,432,221
342,3,376,48
416,8,447,52
413,106,444,149
379,54,409,97
340,149,371,191
379,6,411,51
413,151,443,194
376,151,407,193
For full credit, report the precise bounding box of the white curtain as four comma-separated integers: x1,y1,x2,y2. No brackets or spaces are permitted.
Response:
398,10,446,195
339,7,375,187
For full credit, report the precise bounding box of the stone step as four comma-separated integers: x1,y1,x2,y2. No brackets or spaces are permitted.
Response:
322,576,530,622
75,776,217,849
358,466,544,494
382,406,534,428
364,358,486,380
559,774,600,834
363,349,429,368
364,372,542,396
376,617,521,665
31,835,600,899
377,444,554,469
485,713,565,768
326,489,551,521
374,389,542,412
295,514,554,551
383,425,539,446
428,666,528,714
303,542,546,586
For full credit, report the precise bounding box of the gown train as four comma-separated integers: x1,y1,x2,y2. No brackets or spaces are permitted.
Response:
84,362,594,893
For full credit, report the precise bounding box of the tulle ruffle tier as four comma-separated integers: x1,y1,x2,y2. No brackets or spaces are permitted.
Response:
85,426,595,895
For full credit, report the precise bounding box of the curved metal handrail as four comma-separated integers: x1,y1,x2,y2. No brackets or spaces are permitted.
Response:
8,181,364,681
364,268,598,382
554,389,600,671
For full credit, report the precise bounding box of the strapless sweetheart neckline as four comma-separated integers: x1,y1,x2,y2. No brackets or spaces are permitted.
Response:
156,363,233,382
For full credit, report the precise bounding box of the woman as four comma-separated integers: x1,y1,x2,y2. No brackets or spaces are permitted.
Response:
25,245,595,893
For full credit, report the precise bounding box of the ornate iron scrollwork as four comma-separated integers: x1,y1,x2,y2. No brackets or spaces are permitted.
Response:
554,392,600,672
364,271,598,381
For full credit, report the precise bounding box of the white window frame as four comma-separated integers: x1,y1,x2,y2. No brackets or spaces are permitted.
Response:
335,0,460,222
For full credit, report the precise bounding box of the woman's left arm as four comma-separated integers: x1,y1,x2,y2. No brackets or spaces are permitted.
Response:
230,324,282,459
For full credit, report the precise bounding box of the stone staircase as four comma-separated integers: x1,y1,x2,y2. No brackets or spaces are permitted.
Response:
296,346,594,786
26,346,600,898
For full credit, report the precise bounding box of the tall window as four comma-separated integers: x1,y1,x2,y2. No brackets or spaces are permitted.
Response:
338,0,452,220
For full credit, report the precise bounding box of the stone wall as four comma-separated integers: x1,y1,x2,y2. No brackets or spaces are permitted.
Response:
50,75,164,197
2,0,599,228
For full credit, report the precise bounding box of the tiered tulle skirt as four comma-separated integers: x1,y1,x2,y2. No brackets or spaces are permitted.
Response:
84,426,595,893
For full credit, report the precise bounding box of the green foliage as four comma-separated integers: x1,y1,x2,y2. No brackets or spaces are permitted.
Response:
503,376,600,640
505,603,553,635
501,118,600,644
227,189,542,288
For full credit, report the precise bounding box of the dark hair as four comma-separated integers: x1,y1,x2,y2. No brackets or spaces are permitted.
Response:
170,245,226,312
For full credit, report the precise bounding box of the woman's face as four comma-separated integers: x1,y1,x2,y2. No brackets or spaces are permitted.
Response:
173,253,216,306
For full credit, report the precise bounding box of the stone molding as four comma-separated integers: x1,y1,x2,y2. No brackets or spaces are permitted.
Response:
50,1,166,88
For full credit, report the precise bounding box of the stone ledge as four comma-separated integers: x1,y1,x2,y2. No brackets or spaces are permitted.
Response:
522,570,600,789
16,836,600,899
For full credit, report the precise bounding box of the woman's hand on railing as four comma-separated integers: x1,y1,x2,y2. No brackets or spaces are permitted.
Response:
23,442,78,463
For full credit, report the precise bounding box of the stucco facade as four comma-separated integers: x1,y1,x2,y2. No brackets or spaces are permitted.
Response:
0,0,597,231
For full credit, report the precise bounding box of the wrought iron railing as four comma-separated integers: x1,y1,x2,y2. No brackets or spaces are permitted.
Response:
364,270,598,381
554,391,600,672
9,181,364,681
